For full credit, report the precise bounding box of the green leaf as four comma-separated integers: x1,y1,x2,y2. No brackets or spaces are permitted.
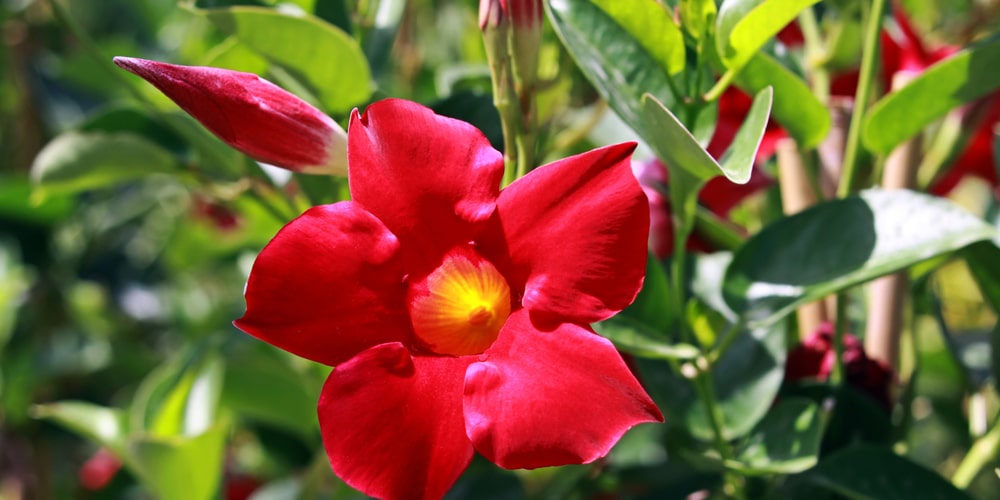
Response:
595,316,700,361
30,131,179,200
195,6,372,113
680,0,718,42
962,241,1000,313
863,35,1000,155
547,0,680,143
735,52,830,148
729,398,822,475
131,344,224,437
802,445,971,499
128,423,229,500
715,0,820,73
590,0,685,76
719,86,772,184
32,401,128,456
637,321,786,441
361,0,406,78
725,189,997,326
641,94,724,182
220,346,320,438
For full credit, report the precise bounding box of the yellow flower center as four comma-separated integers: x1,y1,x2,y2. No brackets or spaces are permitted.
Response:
407,247,511,356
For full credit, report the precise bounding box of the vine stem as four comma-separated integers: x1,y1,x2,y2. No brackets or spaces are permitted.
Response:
837,0,887,197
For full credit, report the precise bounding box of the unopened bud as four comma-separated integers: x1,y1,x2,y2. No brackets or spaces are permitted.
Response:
113,57,347,175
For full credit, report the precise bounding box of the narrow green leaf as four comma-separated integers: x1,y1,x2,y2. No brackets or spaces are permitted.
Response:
803,445,971,500
735,53,830,148
30,131,179,200
195,6,372,113
724,189,997,326
32,402,128,456
729,398,822,475
595,316,700,361
715,0,820,72
641,94,724,182
719,86,773,184
547,0,679,143
863,35,1000,155
590,0,685,76
129,423,228,500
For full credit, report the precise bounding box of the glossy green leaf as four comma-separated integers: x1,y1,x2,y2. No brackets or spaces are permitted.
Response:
730,398,822,475
30,131,179,200
864,35,1000,155
802,445,971,499
641,95,724,182
724,189,997,326
547,0,679,143
719,86,773,184
680,0,717,42
195,6,372,113
735,53,830,148
129,423,228,500
715,0,820,72
591,0,685,76
32,401,128,456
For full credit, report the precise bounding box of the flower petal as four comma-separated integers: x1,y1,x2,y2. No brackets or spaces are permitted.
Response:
235,202,411,367
464,310,663,470
113,57,346,174
480,143,647,324
319,343,474,500
348,99,504,273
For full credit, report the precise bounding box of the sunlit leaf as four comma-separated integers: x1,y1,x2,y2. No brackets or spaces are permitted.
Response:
719,86,772,184
863,35,1000,155
724,189,997,326
194,6,372,113
129,423,228,500
547,0,680,142
715,0,820,73
735,53,830,148
590,0,685,76
32,401,128,456
641,95,721,181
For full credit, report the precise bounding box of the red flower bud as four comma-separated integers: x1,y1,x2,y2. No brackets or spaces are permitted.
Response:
113,57,347,175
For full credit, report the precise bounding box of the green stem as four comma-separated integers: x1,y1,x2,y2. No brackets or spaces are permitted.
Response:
952,412,1000,489
831,292,848,385
692,368,745,499
797,6,830,103
837,0,887,197
703,68,737,102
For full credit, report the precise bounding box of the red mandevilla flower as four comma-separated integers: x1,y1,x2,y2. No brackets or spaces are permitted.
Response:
113,57,347,175
235,99,662,499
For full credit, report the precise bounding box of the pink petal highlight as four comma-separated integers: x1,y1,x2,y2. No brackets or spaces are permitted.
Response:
319,343,475,500
464,310,663,470
235,202,412,367
113,57,346,174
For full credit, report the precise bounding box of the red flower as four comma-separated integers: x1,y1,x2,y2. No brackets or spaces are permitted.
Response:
235,99,662,500
785,323,894,410
113,57,347,175
79,447,121,491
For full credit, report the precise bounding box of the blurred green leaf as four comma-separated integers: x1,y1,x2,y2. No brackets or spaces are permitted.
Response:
730,398,822,475
30,131,180,201
33,401,128,456
680,0,717,42
735,53,830,148
128,422,228,500
719,86,772,184
131,344,224,437
221,346,320,438
547,0,681,143
864,35,1000,155
194,6,372,113
802,445,971,499
724,189,997,326
361,0,406,78
591,0,685,76
0,243,31,354
715,0,820,73
638,321,786,441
